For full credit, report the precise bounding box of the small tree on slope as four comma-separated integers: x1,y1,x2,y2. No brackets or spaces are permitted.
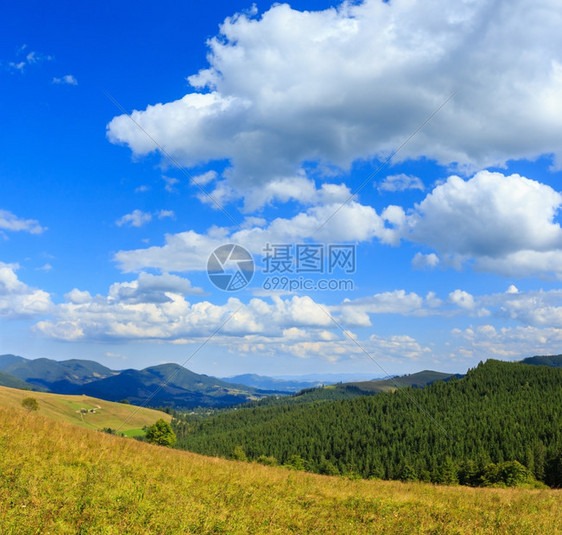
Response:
145,419,176,447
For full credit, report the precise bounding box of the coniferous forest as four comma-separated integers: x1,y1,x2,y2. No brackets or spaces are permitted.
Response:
172,360,562,487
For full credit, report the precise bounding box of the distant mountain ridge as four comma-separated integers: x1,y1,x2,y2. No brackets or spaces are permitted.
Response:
77,363,278,408
0,355,278,409
221,373,324,393
347,370,463,392
0,354,116,392
221,372,383,392
520,355,562,367
249,370,464,406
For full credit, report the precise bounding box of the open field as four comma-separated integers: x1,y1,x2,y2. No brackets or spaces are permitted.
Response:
0,385,170,436
0,405,560,534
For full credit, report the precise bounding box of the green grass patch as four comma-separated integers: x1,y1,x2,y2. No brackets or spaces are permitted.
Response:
122,428,145,438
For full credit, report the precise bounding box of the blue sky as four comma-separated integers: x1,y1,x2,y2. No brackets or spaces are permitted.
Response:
2,0,562,377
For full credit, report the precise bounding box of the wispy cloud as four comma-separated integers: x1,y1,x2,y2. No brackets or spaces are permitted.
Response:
157,210,175,220
52,74,78,86
116,209,152,228
379,174,424,192
7,45,53,73
163,176,179,193
116,209,176,227
0,209,45,234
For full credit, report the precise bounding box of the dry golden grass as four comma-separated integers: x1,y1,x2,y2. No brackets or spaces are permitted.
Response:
0,385,170,435
0,405,560,534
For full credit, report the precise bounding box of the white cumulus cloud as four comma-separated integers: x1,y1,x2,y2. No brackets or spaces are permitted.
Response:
0,262,52,317
107,0,562,200
406,171,562,277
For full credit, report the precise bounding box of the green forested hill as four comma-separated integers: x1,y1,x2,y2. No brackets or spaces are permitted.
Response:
175,360,562,487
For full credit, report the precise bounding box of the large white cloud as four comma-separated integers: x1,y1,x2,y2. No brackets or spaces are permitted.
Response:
33,272,489,345
33,272,432,363
340,290,426,326
114,170,562,279
408,171,562,256
0,262,52,317
405,171,562,277
481,288,562,328
114,198,402,272
233,330,428,363
107,0,562,196
35,274,343,342
30,267,562,364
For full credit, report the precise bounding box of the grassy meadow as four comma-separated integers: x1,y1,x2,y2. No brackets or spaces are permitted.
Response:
0,405,560,534
0,385,171,436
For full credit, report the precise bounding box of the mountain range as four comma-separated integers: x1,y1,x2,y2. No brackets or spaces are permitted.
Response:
0,355,278,409
1,353,560,409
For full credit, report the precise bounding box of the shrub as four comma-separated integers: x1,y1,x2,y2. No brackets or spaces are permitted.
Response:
145,419,176,447
21,397,39,413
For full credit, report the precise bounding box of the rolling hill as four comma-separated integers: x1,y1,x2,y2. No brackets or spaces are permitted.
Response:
0,384,170,437
1,404,560,534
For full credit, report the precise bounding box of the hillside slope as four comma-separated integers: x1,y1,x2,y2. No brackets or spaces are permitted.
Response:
176,360,562,486
1,406,560,534
0,385,170,436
